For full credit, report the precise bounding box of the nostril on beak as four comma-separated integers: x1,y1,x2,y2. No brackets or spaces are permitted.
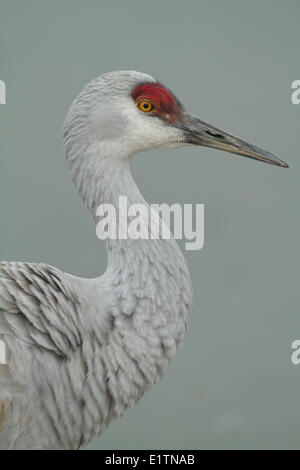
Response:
205,129,225,139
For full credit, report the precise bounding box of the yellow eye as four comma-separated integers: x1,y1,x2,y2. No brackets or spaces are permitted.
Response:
138,100,153,113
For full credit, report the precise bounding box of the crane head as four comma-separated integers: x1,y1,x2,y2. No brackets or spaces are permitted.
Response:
65,71,288,168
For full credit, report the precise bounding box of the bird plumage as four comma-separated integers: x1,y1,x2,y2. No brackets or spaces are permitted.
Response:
0,70,287,449
0,72,192,449
0,241,191,449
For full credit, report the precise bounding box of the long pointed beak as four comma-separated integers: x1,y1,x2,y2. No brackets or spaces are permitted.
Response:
178,113,288,168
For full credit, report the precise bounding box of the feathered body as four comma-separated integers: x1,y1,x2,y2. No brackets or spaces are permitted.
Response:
0,69,286,449
0,72,192,449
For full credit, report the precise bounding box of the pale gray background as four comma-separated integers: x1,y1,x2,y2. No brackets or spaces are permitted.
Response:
0,0,299,449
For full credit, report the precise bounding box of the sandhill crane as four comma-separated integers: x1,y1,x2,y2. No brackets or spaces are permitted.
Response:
0,71,288,450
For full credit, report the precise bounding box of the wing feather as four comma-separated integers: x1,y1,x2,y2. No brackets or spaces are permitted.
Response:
0,261,84,448
0,261,82,357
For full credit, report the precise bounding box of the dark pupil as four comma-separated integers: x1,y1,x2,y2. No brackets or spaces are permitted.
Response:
143,103,149,109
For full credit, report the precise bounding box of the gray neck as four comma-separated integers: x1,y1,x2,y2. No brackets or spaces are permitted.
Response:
66,141,186,273
64,141,193,444
66,137,192,304
67,138,193,352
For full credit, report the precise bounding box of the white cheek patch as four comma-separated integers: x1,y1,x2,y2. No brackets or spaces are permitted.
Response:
128,114,184,152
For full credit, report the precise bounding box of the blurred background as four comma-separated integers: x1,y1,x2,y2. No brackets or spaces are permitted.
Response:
0,0,299,450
